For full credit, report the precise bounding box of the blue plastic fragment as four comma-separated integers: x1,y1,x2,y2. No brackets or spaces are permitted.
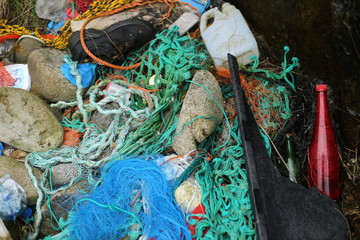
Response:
47,20,66,33
0,142,3,156
61,62,97,88
180,0,211,14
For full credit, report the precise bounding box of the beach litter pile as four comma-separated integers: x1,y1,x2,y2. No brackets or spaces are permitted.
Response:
0,0,351,239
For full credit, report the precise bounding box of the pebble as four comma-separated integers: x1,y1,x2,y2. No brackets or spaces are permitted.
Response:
51,163,79,187
12,35,45,64
175,177,202,213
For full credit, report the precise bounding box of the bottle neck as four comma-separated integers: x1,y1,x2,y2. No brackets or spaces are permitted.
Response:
285,135,295,158
315,91,332,128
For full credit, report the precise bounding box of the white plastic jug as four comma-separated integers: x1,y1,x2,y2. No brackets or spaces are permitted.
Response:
200,3,259,69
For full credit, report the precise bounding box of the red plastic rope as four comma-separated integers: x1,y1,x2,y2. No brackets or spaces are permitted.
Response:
0,34,20,44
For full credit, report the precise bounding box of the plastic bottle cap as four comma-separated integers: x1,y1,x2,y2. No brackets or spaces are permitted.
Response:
20,207,33,219
316,84,328,91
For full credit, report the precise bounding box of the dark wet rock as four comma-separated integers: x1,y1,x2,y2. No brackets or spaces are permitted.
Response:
172,70,224,155
89,102,118,131
28,48,77,103
0,87,64,152
48,105,65,122
38,180,91,237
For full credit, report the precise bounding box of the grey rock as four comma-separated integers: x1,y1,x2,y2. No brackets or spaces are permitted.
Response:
39,180,91,237
51,163,79,187
28,48,77,102
172,70,224,155
0,156,41,205
0,87,64,152
89,102,118,131
8,35,45,64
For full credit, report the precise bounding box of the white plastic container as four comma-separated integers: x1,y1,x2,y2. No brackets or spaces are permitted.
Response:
200,3,259,69
4,64,32,90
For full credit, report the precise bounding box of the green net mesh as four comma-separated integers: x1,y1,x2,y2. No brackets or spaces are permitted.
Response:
25,26,300,240
194,119,258,239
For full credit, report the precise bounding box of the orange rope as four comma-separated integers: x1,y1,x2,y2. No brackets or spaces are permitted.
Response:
108,75,128,81
214,68,232,84
108,74,159,92
62,107,79,118
79,0,200,69
128,86,159,92
40,34,57,39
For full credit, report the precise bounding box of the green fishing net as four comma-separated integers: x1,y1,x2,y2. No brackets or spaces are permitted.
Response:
25,25,299,240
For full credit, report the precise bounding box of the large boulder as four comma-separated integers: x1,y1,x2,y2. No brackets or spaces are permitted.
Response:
28,48,77,102
0,87,63,152
172,70,224,155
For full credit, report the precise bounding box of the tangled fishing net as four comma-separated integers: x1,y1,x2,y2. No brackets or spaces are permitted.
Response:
57,156,191,240
25,26,211,239
15,1,301,238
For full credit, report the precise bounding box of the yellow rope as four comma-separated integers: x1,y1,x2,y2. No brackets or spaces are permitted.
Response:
0,20,32,35
0,0,129,50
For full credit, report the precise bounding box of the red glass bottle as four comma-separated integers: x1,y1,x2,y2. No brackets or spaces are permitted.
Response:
308,84,340,201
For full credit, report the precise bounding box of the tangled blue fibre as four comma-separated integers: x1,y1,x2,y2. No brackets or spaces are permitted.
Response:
66,156,191,240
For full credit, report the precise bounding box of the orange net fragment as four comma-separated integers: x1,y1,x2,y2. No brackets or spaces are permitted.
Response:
214,68,288,137
62,127,83,146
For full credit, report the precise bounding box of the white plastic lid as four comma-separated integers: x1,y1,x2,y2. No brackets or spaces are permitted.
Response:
4,64,32,91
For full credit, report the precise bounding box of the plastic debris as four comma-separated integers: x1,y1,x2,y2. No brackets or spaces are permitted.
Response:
0,175,33,221
35,0,71,22
180,0,211,14
61,57,97,88
4,64,32,90
169,11,200,36
200,3,259,68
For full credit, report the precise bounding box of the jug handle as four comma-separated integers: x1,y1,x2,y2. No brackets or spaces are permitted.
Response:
200,8,220,33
